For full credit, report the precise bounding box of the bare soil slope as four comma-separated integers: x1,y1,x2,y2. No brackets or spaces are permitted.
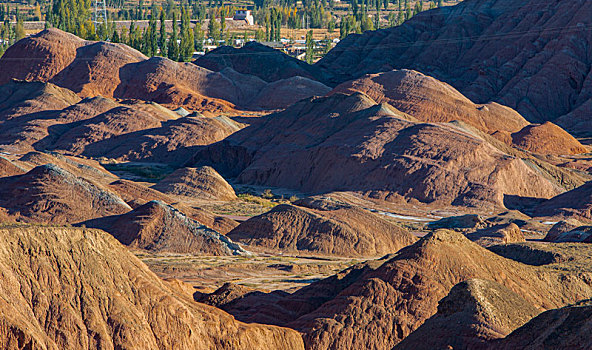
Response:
0,225,304,349
511,122,587,155
107,179,239,234
490,301,592,350
195,41,331,83
532,181,592,221
0,29,329,112
0,80,237,164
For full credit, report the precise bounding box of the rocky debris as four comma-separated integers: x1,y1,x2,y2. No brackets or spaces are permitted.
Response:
82,200,246,255
429,214,486,230
532,181,592,221
153,166,237,201
0,225,304,349
316,0,592,134
192,93,562,209
227,199,417,257
395,279,540,350
108,179,238,234
0,164,130,224
174,107,190,117
331,69,529,134
511,122,587,155
466,223,525,247
199,230,592,349
195,41,330,83
0,29,329,112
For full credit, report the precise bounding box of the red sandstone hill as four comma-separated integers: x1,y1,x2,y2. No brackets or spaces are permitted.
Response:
191,92,562,209
0,225,304,349
153,166,237,201
107,179,238,234
532,181,592,221
490,301,592,349
16,151,117,185
0,164,130,224
226,196,417,257
82,200,245,255
0,79,80,120
315,0,592,135
79,115,239,165
0,29,329,112
395,279,540,350
331,69,529,134
199,230,592,350
511,121,587,155
0,81,237,164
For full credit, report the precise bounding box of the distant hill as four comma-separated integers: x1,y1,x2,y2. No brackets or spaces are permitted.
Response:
317,0,592,134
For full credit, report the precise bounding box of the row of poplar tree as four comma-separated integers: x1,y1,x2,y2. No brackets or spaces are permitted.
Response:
48,0,201,62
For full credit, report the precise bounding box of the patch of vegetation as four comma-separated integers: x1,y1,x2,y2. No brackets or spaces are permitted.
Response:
237,193,277,208
102,162,174,181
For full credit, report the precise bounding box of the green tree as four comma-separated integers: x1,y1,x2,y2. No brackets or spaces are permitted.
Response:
194,22,204,51
179,6,194,61
167,11,180,60
14,17,25,41
305,29,313,64
327,18,335,33
111,28,120,43
208,16,220,41
48,0,95,39
255,28,264,41
148,11,158,56
159,8,167,56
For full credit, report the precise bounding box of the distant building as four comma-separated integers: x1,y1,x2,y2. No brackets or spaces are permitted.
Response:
233,10,254,26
